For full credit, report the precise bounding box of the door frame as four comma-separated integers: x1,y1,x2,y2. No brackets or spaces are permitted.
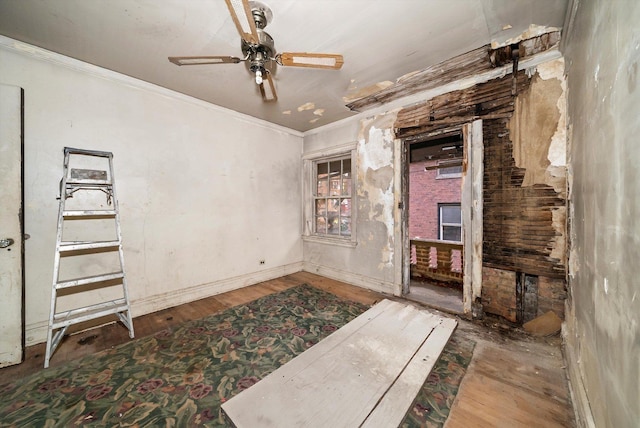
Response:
0,84,25,367
400,120,483,317
461,120,483,315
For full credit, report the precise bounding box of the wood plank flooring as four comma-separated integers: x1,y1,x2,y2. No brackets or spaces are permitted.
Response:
0,272,575,427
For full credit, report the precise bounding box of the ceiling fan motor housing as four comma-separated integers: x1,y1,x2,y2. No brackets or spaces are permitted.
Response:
242,30,276,75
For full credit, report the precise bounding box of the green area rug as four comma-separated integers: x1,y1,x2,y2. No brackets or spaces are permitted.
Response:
0,284,474,427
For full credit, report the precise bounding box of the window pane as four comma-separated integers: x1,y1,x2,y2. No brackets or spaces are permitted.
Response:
329,160,341,196
315,216,327,234
342,159,351,177
342,177,351,196
441,205,461,223
340,217,352,236
340,198,351,216
342,159,351,196
438,165,462,176
327,214,340,235
437,160,463,178
327,198,340,216
443,226,461,242
315,199,326,216
317,162,328,197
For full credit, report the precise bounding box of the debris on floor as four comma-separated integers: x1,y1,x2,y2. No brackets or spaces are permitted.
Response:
523,311,562,337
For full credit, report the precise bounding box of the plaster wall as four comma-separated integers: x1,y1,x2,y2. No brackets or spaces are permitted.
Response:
563,1,640,426
302,114,402,295
0,41,304,346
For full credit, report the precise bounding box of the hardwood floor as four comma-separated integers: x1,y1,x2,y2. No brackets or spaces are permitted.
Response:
0,272,575,427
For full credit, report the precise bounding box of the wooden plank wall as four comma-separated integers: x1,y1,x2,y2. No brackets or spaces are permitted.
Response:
482,119,565,278
395,72,566,280
347,31,560,112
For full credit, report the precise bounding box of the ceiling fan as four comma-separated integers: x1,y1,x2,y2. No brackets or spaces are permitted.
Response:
168,0,344,102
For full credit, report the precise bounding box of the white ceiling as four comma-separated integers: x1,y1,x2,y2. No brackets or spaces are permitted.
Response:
0,0,568,132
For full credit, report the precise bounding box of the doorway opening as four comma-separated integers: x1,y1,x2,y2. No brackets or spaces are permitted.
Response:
404,132,464,314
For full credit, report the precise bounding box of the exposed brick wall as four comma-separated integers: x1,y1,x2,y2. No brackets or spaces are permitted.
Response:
482,266,567,322
411,239,463,283
482,267,517,322
408,159,461,240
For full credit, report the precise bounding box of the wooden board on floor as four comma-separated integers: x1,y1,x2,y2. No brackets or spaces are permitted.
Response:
221,299,456,428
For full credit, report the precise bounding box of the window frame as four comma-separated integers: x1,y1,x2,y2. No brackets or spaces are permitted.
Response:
302,143,357,247
436,159,463,179
438,203,462,243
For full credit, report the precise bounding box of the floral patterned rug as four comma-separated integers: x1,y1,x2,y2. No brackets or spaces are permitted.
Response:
0,284,474,427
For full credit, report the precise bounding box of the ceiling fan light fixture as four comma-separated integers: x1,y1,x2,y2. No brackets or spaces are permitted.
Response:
170,0,343,102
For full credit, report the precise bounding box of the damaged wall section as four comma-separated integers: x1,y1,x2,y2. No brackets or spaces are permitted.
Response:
302,113,401,296
395,59,567,322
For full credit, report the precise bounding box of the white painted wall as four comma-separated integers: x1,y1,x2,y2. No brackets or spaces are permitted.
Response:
0,39,303,346
302,114,403,296
563,1,640,426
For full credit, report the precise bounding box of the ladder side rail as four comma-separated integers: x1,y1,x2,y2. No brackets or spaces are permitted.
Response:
108,153,135,338
45,149,71,368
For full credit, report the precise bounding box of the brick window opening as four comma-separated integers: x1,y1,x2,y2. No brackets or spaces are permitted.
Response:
436,159,463,179
439,203,462,242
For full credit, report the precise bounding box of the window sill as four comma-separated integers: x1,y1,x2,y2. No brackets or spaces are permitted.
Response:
302,234,358,248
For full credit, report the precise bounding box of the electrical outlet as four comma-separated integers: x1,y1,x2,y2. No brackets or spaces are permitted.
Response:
259,260,265,265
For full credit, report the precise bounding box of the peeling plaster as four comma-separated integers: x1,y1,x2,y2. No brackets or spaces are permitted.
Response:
357,112,398,271
510,64,565,189
282,110,291,115
491,24,561,49
297,102,315,112
343,81,394,103
539,58,567,169
313,109,324,116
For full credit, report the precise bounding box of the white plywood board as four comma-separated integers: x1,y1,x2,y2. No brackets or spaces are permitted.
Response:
222,299,456,428
361,317,458,427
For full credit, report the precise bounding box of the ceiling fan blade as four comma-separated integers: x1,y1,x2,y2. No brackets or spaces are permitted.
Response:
278,53,344,70
259,73,278,102
224,0,259,45
168,56,242,66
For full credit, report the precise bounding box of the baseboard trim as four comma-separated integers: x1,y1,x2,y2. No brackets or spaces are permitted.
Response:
562,322,596,428
302,262,401,296
25,262,303,346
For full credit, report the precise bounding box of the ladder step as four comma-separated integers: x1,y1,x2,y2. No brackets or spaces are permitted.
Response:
66,180,112,186
64,147,113,158
63,210,117,217
56,272,125,289
52,298,129,329
58,240,121,252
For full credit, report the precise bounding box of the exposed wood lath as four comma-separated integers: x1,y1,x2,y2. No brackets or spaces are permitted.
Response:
347,46,491,112
394,72,531,139
347,31,560,113
395,70,566,280
482,119,565,278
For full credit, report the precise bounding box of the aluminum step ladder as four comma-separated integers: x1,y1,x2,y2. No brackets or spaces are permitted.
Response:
44,147,134,368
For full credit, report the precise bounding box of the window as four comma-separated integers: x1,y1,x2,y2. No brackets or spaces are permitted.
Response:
314,156,352,237
439,204,462,242
436,159,463,179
